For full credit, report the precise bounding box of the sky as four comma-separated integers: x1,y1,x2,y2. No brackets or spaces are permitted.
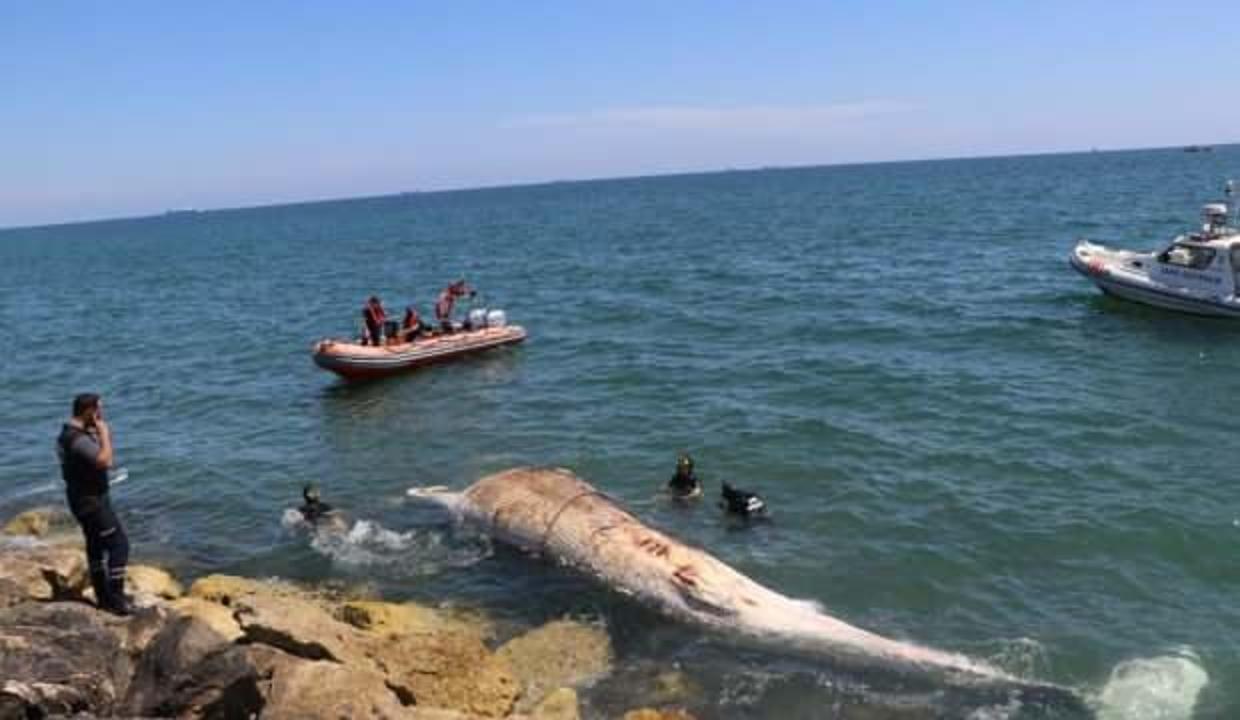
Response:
2,1,1236,228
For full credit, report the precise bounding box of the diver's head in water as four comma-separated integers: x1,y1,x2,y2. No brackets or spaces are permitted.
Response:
720,482,767,519
669,453,702,499
299,483,334,523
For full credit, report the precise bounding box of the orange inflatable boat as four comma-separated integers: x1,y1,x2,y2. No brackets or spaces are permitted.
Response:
313,324,526,381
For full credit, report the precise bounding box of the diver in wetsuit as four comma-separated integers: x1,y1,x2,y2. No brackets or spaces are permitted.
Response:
720,482,767,519
668,454,702,500
297,484,349,533
299,484,334,523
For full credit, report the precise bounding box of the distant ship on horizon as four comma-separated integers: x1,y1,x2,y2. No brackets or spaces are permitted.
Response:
1183,145,1214,153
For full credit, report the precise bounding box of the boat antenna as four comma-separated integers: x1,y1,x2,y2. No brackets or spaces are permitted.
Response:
1228,180,1237,227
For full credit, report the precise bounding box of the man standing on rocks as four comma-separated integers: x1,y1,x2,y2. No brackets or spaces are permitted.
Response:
56,393,132,615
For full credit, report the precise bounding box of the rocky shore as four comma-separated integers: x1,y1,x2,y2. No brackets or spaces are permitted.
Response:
0,507,698,720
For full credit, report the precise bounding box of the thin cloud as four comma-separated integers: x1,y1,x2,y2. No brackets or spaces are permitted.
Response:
508,101,916,133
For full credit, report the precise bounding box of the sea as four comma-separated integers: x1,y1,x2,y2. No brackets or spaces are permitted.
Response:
1,146,1237,719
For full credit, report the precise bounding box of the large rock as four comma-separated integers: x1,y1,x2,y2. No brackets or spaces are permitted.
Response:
248,645,407,719
128,564,184,600
0,602,130,717
188,573,314,607
622,710,698,720
117,604,175,657
190,574,360,662
360,632,520,718
189,574,519,717
167,597,244,642
1,507,79,540
0,542,88,602
1,508,56,537
0,579,28,609
123,614,262,718
496,619,613,711
337,599,491,642
530,687,580,720
83,564,185,608
236,591,363,663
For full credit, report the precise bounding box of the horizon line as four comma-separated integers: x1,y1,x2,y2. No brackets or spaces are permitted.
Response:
3,141,1235,233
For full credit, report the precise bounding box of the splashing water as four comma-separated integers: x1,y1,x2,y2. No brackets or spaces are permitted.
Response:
280,509,491,576
986,637,1052,679
1093,649,1209,720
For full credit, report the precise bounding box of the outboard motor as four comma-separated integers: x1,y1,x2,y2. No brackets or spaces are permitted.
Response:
468,308,488,329
1202,203,1228,236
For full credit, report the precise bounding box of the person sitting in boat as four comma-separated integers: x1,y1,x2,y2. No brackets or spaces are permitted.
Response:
668,453,703,500
434,280,475,333
400,305,427,343
362,296,387,346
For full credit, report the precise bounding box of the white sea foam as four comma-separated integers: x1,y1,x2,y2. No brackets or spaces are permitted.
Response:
1093,648,1208,720
283,508,490,576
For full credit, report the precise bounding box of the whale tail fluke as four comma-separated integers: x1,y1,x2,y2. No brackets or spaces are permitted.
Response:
406,485,454,498
406,485,465,512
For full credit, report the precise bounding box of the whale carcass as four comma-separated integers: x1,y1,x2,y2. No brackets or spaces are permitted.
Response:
412,467,1082,700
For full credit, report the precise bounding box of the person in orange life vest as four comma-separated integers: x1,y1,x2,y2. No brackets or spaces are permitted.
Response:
362,296,387,345
434,280,475,333
400,306,426,343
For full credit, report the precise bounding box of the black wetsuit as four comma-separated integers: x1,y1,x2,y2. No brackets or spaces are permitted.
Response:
668,469,701,498
57,424,130,611
721,483,766,518
299,498,334,524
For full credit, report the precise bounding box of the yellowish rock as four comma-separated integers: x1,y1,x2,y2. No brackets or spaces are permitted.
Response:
187,574,309,606
1,508,55,537
336,599,489,642
496,619,613,711
622,709,697,720
247,645,409,719
360,632,520,718
127,565,183,599
530,687,580,720
0,544,87,601
166,597,244,642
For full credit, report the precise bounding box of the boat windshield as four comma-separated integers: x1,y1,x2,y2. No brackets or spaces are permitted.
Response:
1158,243,1216,270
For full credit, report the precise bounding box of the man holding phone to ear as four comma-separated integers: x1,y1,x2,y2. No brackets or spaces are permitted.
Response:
56,393,132,615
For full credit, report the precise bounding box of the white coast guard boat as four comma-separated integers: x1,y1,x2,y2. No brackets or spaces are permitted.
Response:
1070,181,1240,317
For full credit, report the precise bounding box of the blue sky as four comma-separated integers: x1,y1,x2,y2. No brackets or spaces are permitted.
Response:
2,1,1235,227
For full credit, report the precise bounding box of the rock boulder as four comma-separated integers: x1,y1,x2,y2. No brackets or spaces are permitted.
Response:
0,541,88,602
360,631,519,717
123,614,262,718
0,507,71,538
496,619,613,711
248,645,408,719
0,602,130,717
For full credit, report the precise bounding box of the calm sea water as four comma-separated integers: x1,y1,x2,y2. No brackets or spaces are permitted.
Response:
2,147,1238,718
